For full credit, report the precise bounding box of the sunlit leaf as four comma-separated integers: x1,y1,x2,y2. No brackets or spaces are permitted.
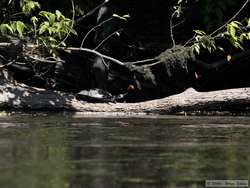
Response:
194,30,206,36
22,0,40,14
55,10,65,20
247,18,250,28
192,43,200,54
39,23,48,34
0,24,13,35
15,21,27,37
112,14,129,21
30,16,38,25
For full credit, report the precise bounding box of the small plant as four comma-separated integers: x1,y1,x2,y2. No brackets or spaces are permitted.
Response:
192,30,217,54
222,20,250,50
191,18,250,54
172,0,185,18
21,0,40,15
36,10,77,47
0,0,77,47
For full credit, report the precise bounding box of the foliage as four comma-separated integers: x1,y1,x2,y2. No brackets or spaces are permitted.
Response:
0,0,77,47
112,14,130,21
223,20,250,50
21,0,40,15
191,18,250,54
192,30,217,54
36,10,77,46
172,0,185,18
0,0,249,56
0,21,27,37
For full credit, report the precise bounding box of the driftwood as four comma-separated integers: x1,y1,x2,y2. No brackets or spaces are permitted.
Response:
1,79,250,114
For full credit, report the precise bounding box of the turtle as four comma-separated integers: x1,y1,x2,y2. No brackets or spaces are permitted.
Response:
76,88,128,103
76,88,114,103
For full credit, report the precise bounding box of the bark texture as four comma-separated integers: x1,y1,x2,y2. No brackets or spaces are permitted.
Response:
1,79,250,114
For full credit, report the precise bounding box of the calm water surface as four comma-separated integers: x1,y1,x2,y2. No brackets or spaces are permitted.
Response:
0,113,250,188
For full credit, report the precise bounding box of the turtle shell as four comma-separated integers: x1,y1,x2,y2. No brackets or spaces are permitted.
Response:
76,89,113,102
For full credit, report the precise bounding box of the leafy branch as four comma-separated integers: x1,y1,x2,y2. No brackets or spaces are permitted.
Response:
191,18,250,54
0,0,77,48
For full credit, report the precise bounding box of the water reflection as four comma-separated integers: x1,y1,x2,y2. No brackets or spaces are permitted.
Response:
0,115,250,188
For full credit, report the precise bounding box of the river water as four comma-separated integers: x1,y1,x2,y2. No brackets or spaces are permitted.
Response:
0,113,250,188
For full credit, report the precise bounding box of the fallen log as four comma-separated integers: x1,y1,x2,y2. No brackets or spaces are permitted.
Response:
1,79,250,115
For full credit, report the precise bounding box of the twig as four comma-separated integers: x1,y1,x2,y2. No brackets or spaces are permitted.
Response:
80,17,113,48
183,34,195,47
0,42,155,68
184,0,249,46
142,61,162,68
94,29,123,50
125,58,156,66
63,47,125,66
209,0,249,37
0,54,17,69
75,0,109,24
0,42,124,66
169,14,176,48
26,55,65,64
0,60,15,70
172,19,185,28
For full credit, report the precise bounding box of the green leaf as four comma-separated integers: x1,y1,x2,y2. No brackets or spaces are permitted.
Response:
53,22,62,32
240,33,247,42
48,14,56,25
60,41,66,47
55,10,64,20
22,0,40,14
247,18,250,28
69,28,77,35
0,24,13,35
195,35,202,42
39,23,48,34
48,27,53,35
192,43,200,54
230,21,241,28
229,37,243,50
39,11,54,22
123,14,130,19
218,46,225,52
15,21,27,37
112,14,129,21
227,25,236,37
30,16,38,25
194,30,206,36
48,36,57,43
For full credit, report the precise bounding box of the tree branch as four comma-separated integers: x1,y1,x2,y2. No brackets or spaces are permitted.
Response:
75,0,109,24
64,47,125,66
80,17,113,48
209,0,249,37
